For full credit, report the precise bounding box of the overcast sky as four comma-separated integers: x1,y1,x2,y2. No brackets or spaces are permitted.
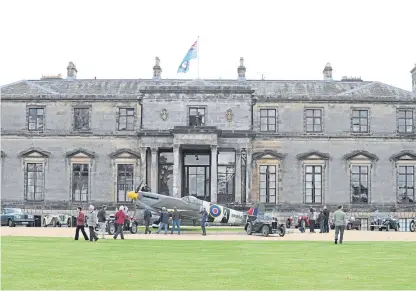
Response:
1,0,415,91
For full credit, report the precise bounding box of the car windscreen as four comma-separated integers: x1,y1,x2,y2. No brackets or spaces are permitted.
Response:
7,208,23,214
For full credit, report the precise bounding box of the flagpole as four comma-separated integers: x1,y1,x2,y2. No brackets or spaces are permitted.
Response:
197,36,200,79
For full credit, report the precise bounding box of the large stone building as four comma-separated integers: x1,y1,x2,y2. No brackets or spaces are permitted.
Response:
1,58,416,213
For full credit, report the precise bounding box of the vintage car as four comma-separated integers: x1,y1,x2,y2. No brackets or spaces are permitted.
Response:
286,212,303,228
1,208,35,227
107,214,138,235
295,213,321,229
245,216,286,237
330,217,362,230
43,214,73,227
369,214,400,231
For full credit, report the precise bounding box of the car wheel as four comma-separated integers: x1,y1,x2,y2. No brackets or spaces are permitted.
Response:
278,226,286,237
246,223,253,235
130,223,138,234
261,225,269,237
108,223,116,235
410,221,415,232
8,219,15,227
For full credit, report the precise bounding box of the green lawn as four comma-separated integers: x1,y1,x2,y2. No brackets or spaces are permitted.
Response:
1,237,415,290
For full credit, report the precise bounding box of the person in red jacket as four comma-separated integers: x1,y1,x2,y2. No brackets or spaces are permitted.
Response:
74,206,89,240
113,206,126,240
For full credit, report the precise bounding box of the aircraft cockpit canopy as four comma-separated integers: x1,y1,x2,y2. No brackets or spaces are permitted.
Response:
182,195,202,205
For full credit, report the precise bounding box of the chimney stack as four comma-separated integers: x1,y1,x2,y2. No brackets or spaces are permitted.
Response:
153,57,162,80
67,62,77,79
237,57,246,81
411,63,416,94
323,62,333,80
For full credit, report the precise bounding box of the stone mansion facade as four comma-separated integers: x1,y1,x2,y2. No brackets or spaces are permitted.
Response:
1,59,416,212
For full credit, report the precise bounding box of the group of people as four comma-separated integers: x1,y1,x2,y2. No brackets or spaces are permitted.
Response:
74,204,129,241
153,206,209,236
300,205,347,244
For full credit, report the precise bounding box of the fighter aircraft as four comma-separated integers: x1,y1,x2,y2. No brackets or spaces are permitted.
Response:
127,182,250,225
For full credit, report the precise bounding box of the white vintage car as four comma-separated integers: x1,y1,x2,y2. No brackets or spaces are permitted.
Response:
43,214,73,227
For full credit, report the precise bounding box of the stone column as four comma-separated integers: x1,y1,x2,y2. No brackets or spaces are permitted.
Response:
235,149,242,203
210,145,218,203
150,147,158,193
246,148,252,203
140,148,147,184
172,145,180,198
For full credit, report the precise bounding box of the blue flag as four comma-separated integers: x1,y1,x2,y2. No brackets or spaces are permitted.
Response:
177,39,198,73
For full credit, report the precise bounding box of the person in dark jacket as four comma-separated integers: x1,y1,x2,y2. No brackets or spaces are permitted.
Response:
97,205,107,239
323,206,330,233
156,207,169,235
113,206,127,240
143,207,152,234
74,206,89,241
318,211,325,233
170,207,181,235
200,208,208,236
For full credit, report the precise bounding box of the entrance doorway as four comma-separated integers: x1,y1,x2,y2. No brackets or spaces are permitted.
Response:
182,151,211,201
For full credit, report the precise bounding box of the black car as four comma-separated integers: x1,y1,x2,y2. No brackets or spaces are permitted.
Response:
330,217,362,230
370,215,399,231
245,215,285,237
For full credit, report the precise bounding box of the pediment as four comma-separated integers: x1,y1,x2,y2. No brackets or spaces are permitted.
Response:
252,150,285,161
297,151,330,160
343,150,378,161
390,150,416,161
109,149,140,159
19,148,51,158
66,148,95,159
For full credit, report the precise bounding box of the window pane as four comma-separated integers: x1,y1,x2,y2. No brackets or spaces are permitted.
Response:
306,109,314,117
260,109,267,117
218,151,235,165
159,152,173,164
314,125,322,132
260,166,267,174
305,166,313,173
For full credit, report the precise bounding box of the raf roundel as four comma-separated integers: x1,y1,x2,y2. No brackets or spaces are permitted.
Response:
209,205,222,218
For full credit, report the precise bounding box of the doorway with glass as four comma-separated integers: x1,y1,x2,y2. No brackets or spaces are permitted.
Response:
182,151,211,201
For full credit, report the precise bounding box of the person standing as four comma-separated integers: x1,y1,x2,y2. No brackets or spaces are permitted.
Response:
323,206,330,233
318,211,325,233
170,207,181,235
113,206,126,240
308,208,316,233
97,205,107,239
333,205,347,244
156,207,169,235
74,206,89,241
200,207,208,236
143,207,152,234
86,205,99,242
